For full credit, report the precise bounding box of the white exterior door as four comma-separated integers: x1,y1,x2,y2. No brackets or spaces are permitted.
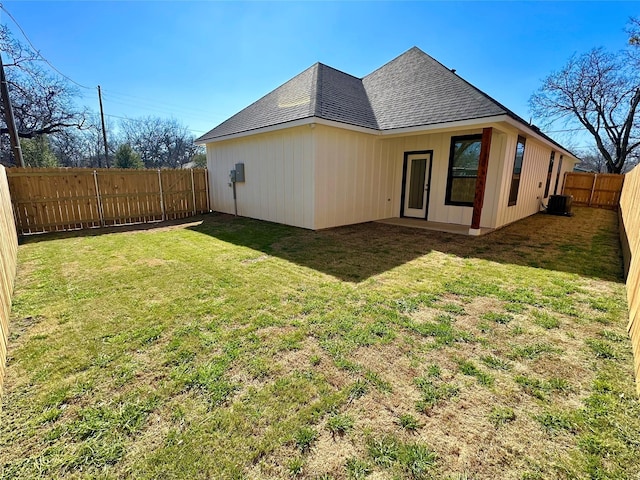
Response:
403,153,432,218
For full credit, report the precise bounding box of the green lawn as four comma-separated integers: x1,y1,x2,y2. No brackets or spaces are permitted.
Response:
1,207,639,479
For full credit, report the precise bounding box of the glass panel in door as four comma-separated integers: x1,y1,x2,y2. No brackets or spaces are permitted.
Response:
404,153,431,218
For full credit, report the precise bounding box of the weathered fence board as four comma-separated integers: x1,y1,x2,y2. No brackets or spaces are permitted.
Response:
619,164,640,394
563,172,624,209
7,168,209,235
0,165,18,395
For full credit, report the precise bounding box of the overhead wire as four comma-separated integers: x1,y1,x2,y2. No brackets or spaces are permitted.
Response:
101,92,219,123
5,3,592,141
0,3,221,129
544,127,586,133
0,3,93,90
102,113,207,134
102,89,221,118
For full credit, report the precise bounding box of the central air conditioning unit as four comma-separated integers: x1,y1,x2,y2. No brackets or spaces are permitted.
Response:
547,194,574,216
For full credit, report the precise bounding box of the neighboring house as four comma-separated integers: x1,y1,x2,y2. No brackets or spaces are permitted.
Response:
196,47,578,234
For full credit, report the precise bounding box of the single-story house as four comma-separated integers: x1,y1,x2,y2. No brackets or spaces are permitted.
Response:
196,47,578,235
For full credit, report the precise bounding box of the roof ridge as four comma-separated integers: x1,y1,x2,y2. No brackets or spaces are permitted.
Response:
316,61,363,81
414,50,565,147
196,47,574,157
363,46,424,79
314,62,323,117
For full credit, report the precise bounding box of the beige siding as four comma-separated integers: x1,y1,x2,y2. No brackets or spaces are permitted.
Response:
205,121,577,232
495,136,554,228
477,131,507,228
381,128,504,228
313,125,391,229
554,154,577,197
205,126,315,229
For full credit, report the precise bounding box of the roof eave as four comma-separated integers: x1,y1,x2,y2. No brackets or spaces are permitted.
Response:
501,116,579,162
196,113,578,163
195,117,380,144
378,115,509,137
379,115,577,162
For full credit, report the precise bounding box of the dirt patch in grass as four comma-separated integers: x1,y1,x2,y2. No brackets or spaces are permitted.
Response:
2,207,638,479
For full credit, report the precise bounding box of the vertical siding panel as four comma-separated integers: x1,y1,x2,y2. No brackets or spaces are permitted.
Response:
482,132,506,228
205,126,314,229
307,128,316,229
257,138,268,221
369,138,379,219
274,135,282,223
356,137,365,221
291,135,299,226
497,134,516,227
356,136,366,222
283,132,293,223
495,137,559,228
267,136,277,222
206,124,574,232
313,127,323,229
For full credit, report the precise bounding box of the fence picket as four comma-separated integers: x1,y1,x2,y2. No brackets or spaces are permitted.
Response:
563,172,624,209
0,165,18,394
620,164,640,394
6,168,209,235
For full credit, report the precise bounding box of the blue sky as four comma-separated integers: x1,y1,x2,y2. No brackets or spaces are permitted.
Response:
3,1,638,152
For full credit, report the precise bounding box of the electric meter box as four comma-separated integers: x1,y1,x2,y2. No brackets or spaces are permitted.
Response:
234,163,245,182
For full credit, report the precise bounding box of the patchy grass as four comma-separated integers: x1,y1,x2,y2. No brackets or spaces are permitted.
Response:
397,413,422,432
488,406,516,427
1,207,639,479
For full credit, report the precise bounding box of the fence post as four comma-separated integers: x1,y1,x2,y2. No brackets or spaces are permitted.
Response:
205,169,211,212
190,168,196,216
157,169,166,221
588,174,598,207
93,170,105,227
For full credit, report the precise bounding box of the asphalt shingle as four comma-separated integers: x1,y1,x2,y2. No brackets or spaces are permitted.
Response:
196,48,514,142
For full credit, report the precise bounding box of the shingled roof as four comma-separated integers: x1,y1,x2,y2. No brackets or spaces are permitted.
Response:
196,47,517,142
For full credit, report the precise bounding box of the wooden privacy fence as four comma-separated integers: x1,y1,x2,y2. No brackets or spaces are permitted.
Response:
0,165,18,395
562,172,624,209
7,168,210,235
619,164,640,394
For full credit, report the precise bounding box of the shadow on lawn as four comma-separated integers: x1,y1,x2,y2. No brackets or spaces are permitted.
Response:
19,207,622,283
186,207,624,283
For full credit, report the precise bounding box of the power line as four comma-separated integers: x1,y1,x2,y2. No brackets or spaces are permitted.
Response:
544,127,586,133
102,89,222,118
0,4,223,129
102,113,207,134
101,93,218,123
0,3,93,90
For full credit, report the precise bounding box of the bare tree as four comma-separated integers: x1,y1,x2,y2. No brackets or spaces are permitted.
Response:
628,16,640,48
0,25,88,165
120,117,198,168
4,64,87,138
530,19,640,174
575,148,609,173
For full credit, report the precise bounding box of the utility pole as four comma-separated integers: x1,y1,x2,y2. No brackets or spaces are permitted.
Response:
0,51,24,167
97,85,109,168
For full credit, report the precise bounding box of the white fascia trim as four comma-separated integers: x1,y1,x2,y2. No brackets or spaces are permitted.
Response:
195,117,379,144
314,118,380,135
379,115,509,137
195,118,316,144
196,114,577,162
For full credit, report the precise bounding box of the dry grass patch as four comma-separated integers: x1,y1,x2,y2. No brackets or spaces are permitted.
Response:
1,207,638,479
